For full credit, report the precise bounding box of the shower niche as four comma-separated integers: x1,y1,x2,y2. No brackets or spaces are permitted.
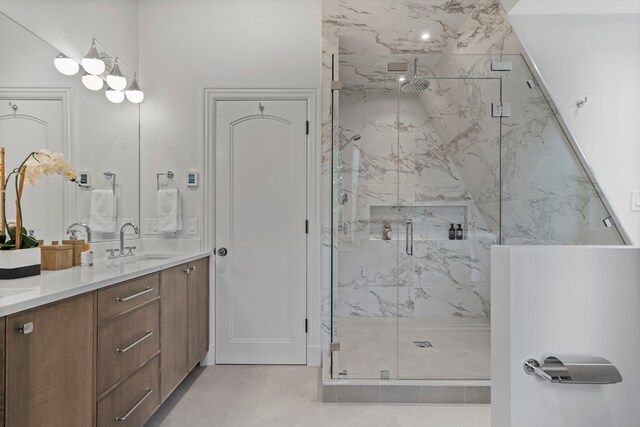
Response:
369,205,467,241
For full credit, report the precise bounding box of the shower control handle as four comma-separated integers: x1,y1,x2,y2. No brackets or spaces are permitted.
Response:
217,247,228,257
405,220,413,256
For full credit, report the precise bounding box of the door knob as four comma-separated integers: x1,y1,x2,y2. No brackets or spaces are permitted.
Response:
217,247,228,257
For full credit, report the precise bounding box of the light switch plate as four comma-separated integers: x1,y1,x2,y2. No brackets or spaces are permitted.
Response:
187,219,198,235
632,190,640,211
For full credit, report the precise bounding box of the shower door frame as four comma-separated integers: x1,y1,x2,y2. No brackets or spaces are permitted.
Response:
329,53,502,381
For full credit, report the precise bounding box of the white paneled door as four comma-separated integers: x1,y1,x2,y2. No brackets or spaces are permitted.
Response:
215,100,308,364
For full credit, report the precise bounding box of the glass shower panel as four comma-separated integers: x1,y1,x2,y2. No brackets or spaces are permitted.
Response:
331,54,400,379
500,55,625,245
396,75,500,380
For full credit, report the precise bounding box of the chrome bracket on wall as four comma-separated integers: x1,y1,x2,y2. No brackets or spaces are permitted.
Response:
492,102,512,118
331,81,342,90
523,356,622,384
330,342,341,352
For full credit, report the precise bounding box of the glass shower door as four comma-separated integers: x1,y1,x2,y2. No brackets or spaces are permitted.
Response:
331,54,401,379
396,74,501,380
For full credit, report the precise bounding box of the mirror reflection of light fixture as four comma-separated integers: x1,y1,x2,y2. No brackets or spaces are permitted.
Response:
54,53,79,75
62,38,143,103
81,72,104,91
125,74,144,104
81,39,105,75
105,88,125,104
106,58,127,91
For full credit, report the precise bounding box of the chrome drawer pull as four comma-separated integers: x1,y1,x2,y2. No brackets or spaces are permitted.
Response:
115,331,153,354
115,287,153,303
115,388,153,422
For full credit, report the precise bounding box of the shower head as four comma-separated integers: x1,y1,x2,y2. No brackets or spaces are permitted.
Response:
340,134,361,151
401,58,429,93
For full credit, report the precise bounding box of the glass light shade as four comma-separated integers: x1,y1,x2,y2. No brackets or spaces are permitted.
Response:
125,75,144,103
81,40,105,75
81,73,104,91
106,59,127,91
105,88,125,104
54,53,79,75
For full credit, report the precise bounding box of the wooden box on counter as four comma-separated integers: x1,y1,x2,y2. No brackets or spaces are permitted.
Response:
40,243,73,270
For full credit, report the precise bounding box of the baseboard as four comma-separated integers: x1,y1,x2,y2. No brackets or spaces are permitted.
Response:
307,345,321,366
200,344,215,366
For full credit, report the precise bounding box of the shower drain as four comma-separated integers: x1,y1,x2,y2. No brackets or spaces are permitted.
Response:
413,341,433,348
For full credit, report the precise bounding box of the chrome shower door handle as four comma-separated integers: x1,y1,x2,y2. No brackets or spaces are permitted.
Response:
405,220,413,256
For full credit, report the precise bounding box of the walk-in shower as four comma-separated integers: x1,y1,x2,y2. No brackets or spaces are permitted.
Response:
329,53,627,382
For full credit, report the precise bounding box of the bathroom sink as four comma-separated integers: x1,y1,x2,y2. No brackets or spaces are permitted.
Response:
129,254,175,261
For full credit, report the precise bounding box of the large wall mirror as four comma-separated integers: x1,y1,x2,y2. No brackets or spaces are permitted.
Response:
0,12,139,243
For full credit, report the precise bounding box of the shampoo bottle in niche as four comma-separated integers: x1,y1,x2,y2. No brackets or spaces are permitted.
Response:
449,224,455,240
456,224,463,240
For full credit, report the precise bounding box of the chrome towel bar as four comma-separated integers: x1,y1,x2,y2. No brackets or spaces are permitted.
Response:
524,356,622,385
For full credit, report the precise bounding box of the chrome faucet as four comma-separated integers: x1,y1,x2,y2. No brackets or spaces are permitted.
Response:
66,223,92,242
119,222,139,257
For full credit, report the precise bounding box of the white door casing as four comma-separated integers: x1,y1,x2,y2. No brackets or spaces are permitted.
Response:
215,100,308,364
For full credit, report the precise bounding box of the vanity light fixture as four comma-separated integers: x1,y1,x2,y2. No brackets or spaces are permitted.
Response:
81,39,106,75
125,73,144,104
81,72,104,91
106,58,127,91
105,88,125,104
54,53,79,76
58,38,143,103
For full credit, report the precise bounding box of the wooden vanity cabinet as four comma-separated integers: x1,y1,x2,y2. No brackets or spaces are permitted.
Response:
4,294,95,427
1,256,209,426
160,257,210,399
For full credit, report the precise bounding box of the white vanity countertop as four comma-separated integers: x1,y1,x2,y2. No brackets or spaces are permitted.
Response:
0,251,211,317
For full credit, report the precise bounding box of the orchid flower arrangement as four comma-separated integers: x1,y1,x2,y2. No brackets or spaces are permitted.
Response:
0,148,78,250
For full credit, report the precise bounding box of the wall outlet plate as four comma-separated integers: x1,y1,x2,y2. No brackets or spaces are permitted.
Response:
187,219,198,235
632,190,640,211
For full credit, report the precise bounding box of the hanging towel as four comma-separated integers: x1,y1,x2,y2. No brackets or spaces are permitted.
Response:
157,189,182,233
89,189,116,233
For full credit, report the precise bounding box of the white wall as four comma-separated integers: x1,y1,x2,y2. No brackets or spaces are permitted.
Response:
137,0,321,242
492,246,640,427
0,0,138,68
508,10,640,244
138,0,322,363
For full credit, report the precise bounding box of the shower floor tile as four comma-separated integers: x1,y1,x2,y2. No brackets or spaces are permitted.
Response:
335,317,490,380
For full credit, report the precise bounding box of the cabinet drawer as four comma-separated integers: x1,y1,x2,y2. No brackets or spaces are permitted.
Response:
98,355,160,427
98,301,160,396
98,273,160,324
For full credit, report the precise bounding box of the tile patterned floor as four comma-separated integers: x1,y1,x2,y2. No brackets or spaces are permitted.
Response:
335,317,490,380
146,365,490,427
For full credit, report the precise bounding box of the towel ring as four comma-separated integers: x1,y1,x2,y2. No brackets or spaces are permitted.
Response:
103,171,116,194
157,171,178,193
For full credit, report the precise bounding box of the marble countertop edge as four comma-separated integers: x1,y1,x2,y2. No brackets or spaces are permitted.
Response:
0,251,211,317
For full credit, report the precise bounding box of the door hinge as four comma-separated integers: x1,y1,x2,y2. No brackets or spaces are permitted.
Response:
305,220,309,234
306,120,309,135
492,102,512,118
305,318,308,333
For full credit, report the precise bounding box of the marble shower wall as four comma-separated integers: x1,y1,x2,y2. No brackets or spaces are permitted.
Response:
320,0,624,348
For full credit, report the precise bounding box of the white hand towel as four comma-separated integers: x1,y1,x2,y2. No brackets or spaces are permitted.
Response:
157,189,182,233
89,189,116,233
